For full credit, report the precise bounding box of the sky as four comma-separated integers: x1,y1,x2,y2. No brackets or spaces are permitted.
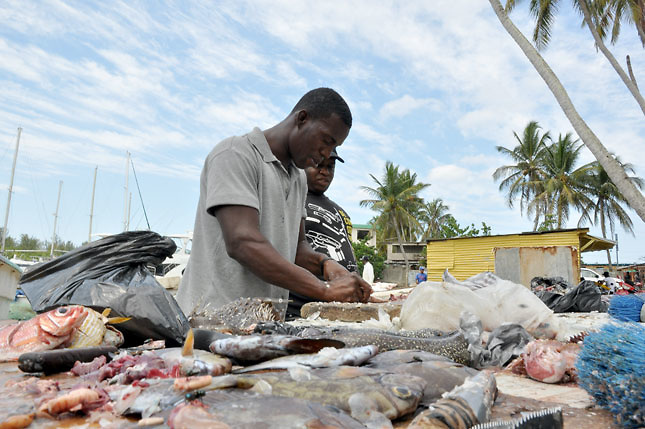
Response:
0,1,644,265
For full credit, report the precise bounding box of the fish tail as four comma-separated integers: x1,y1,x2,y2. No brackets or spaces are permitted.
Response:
182,329,194,357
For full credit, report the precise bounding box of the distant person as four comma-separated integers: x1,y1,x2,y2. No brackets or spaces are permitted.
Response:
287,149,358,317
362,255,374,285
176,88,372,315
602,271,618,294
415,266,427,284
624,272,634,286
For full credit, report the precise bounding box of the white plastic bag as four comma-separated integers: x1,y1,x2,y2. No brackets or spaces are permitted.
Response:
400,271,561,337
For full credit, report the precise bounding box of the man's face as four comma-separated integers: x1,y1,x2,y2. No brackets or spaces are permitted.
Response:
306,157,336,194
289,112,349,169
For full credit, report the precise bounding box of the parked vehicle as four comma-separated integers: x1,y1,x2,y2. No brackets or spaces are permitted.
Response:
580,268,628,293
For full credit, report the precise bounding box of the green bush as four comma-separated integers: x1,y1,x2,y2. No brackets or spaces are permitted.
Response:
352,240,386,280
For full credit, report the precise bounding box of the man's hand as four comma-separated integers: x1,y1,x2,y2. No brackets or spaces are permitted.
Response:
324,273,373,303
322,259,352,280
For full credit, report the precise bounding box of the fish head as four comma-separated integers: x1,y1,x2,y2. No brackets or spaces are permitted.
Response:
39,306,88,337
375,373,426,417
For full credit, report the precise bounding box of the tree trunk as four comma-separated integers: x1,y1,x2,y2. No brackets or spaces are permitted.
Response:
600,209,613,268
578,0,645,117
489,0,645,223
393,215,410,287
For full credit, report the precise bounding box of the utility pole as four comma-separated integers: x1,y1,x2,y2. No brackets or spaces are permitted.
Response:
123,151,130,232
88,166,97,243
51,180,63,257
615,233,619,271
1,127,22,254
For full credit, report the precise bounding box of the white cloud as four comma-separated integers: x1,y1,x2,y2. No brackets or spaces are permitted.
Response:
378,95,442,121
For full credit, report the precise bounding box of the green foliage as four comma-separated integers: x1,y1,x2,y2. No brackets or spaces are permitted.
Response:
440,216,492,238
352,240,386,279
495,121,642,234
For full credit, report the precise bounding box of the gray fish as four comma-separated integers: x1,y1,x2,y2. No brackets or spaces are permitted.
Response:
210,334,345,363
190,297,285,334
298,327,471,365
205,365,426,427
366,349,480,406
168,395,367,429
408,370,497,428
234,345,378,373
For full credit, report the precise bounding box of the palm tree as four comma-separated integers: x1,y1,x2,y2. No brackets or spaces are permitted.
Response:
493,121,551,230
360,162,430,284
579,158,644,265
504,0,645,116
531,133,595,228
419,198,451,239
592,0,645,47
489,0,645,223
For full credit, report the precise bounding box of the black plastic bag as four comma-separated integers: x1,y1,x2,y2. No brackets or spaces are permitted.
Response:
535,280,608,313
19,231,190,346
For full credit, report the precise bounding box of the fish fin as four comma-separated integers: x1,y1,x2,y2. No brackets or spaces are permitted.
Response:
106,317,131,324
182,329,195,357
101,308,111,318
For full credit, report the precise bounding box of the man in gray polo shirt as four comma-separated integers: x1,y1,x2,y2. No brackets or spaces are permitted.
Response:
177,88,372,315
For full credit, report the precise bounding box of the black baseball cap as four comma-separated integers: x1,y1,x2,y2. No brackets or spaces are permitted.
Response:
329,148,344,163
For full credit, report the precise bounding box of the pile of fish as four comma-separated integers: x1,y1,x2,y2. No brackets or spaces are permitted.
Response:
0,309,501,428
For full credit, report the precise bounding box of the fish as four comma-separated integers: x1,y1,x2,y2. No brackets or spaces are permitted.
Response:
168,396,367,429
0,305,88,362
206,365,426,426
522,339,581,383
209,334,345,362
69,308,129,348
408,370,497,429
297,326,471,365
365,349,480,406
157,329,232,377
233,345,378,373
189,297,286,334
18,345,117,374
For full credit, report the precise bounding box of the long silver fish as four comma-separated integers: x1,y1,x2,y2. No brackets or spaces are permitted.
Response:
210,334,344,362
234,345,378,373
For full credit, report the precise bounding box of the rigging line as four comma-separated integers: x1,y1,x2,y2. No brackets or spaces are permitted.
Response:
130,157,151,230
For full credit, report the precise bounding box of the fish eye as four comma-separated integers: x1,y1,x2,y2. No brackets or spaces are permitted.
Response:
392,386,411,399
57,307,68,314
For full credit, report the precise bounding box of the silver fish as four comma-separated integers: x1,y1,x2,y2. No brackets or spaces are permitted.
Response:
210,334,344,362
234,345,378,373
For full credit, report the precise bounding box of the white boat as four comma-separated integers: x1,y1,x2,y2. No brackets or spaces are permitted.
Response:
0,254,22,319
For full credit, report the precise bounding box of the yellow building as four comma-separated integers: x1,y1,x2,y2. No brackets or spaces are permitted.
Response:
426,228,614,285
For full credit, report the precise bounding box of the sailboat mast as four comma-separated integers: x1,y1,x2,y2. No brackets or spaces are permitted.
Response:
123,151,130,231
1,127,22,254
50,180,63,257
88,166,97,242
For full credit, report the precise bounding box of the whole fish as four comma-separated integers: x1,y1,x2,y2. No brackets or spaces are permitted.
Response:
408,370,497,429
168,396,367,429
298,326,471,365
233,345,378,373
208,365,426,426
0,305,88,362
158,329,232,377
366,349,480,406
210,334,345,362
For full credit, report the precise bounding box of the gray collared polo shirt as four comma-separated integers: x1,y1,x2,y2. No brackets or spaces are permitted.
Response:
176,128,307,315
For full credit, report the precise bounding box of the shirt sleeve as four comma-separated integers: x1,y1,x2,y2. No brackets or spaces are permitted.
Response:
204,141,260,215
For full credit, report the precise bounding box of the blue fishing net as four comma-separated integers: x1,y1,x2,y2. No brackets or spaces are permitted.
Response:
608,295,644,322
577,322,645,428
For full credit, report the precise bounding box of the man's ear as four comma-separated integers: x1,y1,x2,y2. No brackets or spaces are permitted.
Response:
296,110,308,127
